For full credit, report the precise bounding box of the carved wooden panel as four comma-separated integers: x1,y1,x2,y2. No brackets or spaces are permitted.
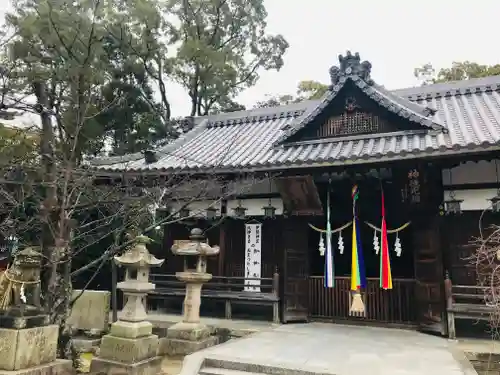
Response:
316,111,391,138
398,164,442,214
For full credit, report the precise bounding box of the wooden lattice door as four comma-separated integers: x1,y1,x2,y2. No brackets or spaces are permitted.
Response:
282,219,309,323
413,216,446,334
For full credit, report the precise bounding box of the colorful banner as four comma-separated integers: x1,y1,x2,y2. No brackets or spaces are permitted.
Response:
380,191,393,289
350,185,367,291
244,223,262,292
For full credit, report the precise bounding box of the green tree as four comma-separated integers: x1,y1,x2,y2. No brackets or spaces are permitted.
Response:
0,0,174,357
436,62,500,82
165,0,289,116
254,80,328,108
3,0,172,158
414,61,500,84
296,80,328,100
0,1,272,364
0,124,38,165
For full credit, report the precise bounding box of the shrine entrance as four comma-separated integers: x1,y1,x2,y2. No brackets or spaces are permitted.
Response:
303,165,445,330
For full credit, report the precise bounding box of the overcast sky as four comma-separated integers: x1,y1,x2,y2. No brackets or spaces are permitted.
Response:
170,0,500,116
2,0,500,120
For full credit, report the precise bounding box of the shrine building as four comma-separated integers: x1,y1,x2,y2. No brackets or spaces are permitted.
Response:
93,51,500,336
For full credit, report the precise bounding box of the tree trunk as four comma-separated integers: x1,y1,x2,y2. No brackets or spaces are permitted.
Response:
33,81,58,312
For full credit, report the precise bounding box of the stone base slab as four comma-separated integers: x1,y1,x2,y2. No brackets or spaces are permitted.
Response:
90,355,163,375
98,334,159,364
72,336,101,354
159,335,218,356
166,322,211,341
0,325,58,371
0,315,49,330
109,321,152,339
0,359,72,375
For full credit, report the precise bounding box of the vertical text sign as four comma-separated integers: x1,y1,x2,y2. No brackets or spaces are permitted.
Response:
244,223,262,292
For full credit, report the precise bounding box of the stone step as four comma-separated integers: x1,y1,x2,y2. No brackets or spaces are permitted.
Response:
202,358,331,375
469,360,500,371
199,367,265,375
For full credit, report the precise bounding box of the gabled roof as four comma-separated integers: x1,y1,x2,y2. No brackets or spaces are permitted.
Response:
275,52,445,146
92,52,500,174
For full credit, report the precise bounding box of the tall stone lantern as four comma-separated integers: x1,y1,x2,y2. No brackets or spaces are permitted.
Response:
163,228,219,356
114,234,164,323
91,234,164,375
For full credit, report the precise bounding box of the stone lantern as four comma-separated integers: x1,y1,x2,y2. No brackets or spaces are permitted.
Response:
113,234,164,322
90,234,164,375
163,228,219,355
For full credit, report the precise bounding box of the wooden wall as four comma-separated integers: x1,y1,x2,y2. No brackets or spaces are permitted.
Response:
223,218,282,278
161,218,283,278
441,211,497,286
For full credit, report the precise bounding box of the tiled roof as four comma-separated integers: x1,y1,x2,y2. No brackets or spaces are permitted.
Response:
274,75,445,147
92,75,500,173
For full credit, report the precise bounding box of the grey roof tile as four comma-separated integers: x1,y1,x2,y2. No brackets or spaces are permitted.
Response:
93,75,500,173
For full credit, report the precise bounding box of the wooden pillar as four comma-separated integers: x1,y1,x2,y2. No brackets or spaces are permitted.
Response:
163,224,176,273
218,222,226,276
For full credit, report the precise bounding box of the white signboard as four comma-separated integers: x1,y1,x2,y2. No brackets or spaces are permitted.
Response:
244,223,262,292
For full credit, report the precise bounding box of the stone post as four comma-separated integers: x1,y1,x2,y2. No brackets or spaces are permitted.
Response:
0,247,72,375
90,235,164,375
162,228,219,356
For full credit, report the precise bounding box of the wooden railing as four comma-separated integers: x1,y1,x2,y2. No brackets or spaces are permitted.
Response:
148,273,281,323
309,276,417,324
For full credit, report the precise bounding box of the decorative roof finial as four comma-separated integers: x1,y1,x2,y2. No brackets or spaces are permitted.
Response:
329,51,373,89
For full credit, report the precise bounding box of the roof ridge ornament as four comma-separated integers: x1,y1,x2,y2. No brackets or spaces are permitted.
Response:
329,51,374,89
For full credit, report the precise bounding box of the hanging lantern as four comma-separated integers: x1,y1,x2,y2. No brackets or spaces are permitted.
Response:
443,169,462,215
491,162,500,213
206,206,217,220
179,207,190,218
262,173,276,219
233,200,247,219
490,193,500,213
262,198,276,219
443,198,463,215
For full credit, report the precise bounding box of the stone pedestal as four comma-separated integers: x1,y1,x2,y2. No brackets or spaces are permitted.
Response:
90,321,162,375
161,322,218,356
0,324,72,375
178,273,211,324
162,272,218,356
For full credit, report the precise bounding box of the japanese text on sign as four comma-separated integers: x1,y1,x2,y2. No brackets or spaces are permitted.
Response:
244,223,262,292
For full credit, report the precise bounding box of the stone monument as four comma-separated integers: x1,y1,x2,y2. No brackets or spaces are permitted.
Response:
0,247,72,374
162,228,220,356
90,234,164,375
67,289,111,372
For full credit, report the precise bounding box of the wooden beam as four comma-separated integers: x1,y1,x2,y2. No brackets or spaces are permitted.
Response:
218,221,226,276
